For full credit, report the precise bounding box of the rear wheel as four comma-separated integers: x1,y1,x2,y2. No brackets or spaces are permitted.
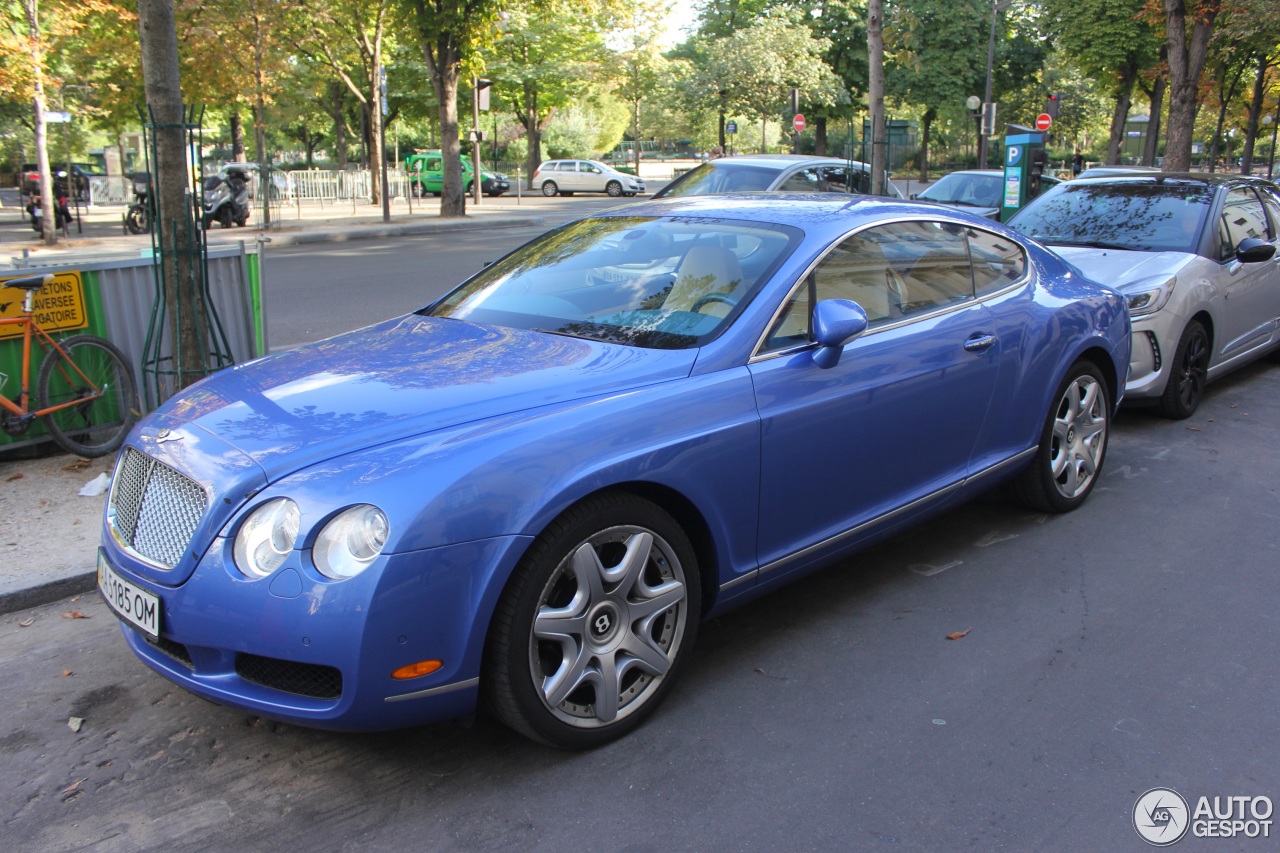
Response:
124,205,149,235
1010,361,1110,513
38,335,138,458
541,181,559,197
484,492,699,748
1158,320,1209,419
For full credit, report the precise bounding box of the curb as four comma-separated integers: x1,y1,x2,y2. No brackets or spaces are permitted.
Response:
243,214,550,248
0,570,97,616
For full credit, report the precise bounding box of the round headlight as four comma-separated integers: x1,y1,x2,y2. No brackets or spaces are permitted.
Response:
233,498,300,579
314,505,389,580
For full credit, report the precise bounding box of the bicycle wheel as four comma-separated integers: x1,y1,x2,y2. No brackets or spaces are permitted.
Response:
38,335,139,458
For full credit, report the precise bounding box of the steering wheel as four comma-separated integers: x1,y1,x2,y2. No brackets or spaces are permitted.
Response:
690,292,740,314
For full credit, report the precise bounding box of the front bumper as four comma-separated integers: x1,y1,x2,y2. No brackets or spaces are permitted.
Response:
100,531,531,731
1124,311,1182,399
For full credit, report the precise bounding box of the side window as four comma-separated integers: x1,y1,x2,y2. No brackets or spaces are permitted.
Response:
778,168,821,192
890,220,974,311
1219,188,1269,260
819,167,851,194
966,227,1028,295
761,221,975,355
426,158,442,172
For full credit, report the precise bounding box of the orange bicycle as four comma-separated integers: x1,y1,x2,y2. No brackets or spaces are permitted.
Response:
1,273,138,457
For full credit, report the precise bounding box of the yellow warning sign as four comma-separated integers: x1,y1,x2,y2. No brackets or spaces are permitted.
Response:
0,272,88,340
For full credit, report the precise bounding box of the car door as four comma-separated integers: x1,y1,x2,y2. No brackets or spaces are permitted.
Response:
1214,186,1278,359
748,219,1001,575
578,161,605,192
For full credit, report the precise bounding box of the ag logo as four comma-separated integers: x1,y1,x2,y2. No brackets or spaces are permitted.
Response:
1134,788,1190,845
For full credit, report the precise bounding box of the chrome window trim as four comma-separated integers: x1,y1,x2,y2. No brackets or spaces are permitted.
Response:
748,215,1033,364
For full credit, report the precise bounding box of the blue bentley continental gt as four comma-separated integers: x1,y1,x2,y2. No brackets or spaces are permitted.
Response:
99,194,1130,748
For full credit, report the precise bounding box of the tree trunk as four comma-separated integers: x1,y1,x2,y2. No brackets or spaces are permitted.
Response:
917,107,935,183
230,109,246,161
520,82,542,190
867,0,886,196
815,116,827,156
1240,54,1269,174
428,52,464,217
1106,65,1136,165
368,79,384,207
25,0,56,246
1163,0,1220,172
137,0,207,391
1141,75,1166,166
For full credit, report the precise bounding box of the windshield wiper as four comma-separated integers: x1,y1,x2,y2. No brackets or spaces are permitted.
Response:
1042,239,1134,251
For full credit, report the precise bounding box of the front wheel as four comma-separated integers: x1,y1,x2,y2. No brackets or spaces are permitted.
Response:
1009,361,1110,513
38,335,138,458
541,181,558,197
1158,320,1209,419
606,180,623,197
124,205,149,235
484,492,700,748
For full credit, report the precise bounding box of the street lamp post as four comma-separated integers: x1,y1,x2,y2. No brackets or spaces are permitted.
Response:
978,0,1011,169
1264,108,1278,180
967,95,981,165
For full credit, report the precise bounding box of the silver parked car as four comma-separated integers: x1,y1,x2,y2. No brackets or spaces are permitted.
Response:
533,159,646,197
914,169,1061,220
1008,173,1280,418
652,154,904,200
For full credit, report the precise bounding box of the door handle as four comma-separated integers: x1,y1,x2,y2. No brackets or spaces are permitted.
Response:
963,333,997,353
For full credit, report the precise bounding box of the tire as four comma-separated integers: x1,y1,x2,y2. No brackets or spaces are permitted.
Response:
411,182,425,199
1158,320,1209,419
38,335,138,458
541,181,559,197
1009,361,1110,513
606,180,623,197
484,492,700,748
124,205,148,235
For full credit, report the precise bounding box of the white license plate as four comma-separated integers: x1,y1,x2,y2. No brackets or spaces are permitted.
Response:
97,550,160,638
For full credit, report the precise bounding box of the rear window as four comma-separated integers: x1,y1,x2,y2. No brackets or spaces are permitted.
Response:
659,162,780,197
1009,181,1214,253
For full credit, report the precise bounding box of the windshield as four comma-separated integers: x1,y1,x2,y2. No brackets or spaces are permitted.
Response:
427,216,800,349
919,173,1002,208
1009,182,1214,253
659,163,781,197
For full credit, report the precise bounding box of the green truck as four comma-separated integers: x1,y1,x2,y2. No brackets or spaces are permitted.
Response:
404,151,510,198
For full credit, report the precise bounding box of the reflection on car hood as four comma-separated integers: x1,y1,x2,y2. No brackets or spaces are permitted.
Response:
152,314,697,479
1049,246,1194,285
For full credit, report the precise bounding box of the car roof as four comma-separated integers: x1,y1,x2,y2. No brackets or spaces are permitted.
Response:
593,192,1008,241
702,154,872,169
1067,172,1279,189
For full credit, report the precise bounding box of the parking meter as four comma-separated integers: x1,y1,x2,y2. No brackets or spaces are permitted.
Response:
1000,125,1047,221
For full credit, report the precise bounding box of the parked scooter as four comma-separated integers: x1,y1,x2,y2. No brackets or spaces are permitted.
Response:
201,165,250,229
124,171,152,235
26,171,74,236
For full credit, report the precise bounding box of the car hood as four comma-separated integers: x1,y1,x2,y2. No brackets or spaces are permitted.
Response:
149,314,697,480
1047,246,1193,286
919,199,999,220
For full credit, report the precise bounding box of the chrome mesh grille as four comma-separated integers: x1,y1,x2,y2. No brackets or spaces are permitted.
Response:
110,447,208,569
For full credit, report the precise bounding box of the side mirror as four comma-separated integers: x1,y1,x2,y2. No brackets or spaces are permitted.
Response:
909,193,918,200
1237,237,1276,264
811,299,869,369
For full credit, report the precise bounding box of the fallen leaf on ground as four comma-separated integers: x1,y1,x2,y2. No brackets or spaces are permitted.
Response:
1186,426,1202,432
68,716,84,733
753,667,787,681
62,459,92,471
4,472,23,482
61,611,90,620
946,629,971,640
18,616,35,627
61,778,86,794
63,670,73,677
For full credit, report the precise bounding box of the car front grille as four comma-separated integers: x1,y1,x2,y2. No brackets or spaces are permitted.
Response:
109,447,208,569
235,653,343,700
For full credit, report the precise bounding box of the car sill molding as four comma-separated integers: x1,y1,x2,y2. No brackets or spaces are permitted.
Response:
719,447,1037,595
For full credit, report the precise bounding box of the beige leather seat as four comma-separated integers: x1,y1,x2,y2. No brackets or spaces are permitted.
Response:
664,245,744,313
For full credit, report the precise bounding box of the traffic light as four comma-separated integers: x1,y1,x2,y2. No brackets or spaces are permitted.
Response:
1045,93,1062,119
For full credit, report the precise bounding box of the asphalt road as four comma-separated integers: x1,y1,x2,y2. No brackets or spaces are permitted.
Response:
4,356,1279,851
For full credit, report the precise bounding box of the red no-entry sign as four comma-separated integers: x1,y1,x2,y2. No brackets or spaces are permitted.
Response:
793,113,806,133
1035,113,1053,131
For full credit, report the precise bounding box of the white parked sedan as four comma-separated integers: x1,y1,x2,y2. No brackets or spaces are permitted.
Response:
533,159,646,197
1009,173,1280,418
